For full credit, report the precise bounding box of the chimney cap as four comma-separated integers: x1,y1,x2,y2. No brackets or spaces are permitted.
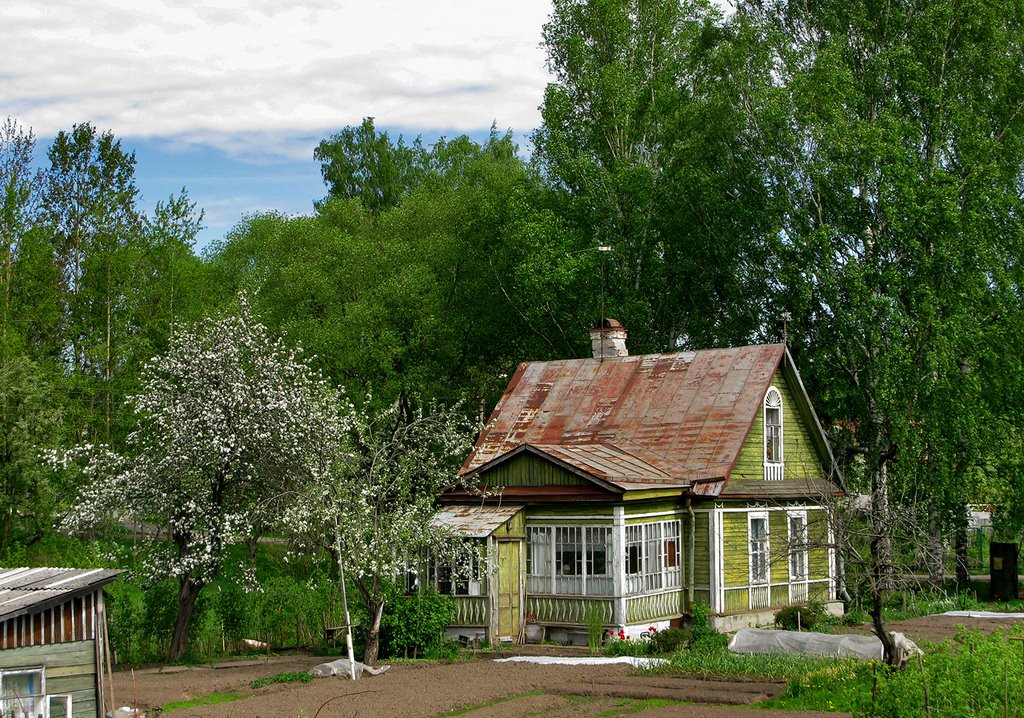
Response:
593,317,625,331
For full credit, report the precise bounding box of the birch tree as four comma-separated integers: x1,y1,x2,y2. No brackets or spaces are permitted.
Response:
52,298,335,660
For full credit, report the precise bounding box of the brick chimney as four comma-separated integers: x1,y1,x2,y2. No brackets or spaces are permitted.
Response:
590,318,628,359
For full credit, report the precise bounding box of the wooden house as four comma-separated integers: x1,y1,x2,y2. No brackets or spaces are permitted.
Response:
436,322,842,644
0,567,120,718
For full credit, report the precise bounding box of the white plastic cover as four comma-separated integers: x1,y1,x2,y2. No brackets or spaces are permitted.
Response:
728,628,922,663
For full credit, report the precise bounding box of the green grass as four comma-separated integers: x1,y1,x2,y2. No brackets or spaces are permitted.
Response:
250,671,314,689
161,692,248,712
441,689,545,716
597,698,688,716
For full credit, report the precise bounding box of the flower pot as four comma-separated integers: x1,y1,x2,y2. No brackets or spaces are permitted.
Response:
524,623,544,644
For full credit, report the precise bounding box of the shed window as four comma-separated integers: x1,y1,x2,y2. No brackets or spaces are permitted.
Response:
763,387,784,480
1,668,45,718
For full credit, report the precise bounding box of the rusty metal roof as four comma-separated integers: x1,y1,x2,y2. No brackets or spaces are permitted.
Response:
461,344,787,491
0,567,121,621
431,504,525,537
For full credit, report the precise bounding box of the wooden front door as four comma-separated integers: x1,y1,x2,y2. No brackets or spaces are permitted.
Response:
496,540,522,641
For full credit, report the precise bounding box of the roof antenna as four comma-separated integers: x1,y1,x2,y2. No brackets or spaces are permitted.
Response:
597,245,613,358
780,311,792,363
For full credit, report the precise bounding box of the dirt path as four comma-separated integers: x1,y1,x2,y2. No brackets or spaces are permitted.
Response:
113,656,843,718
112,613,1024,718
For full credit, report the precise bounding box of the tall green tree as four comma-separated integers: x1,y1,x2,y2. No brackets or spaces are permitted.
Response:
315,117,429,214
738,0,1024,662
40,123,144,443
0,118,43,344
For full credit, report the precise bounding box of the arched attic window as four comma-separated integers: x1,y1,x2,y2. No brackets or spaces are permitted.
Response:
763,387,784,481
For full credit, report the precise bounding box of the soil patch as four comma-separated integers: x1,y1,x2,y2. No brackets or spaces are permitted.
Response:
113,655,835,718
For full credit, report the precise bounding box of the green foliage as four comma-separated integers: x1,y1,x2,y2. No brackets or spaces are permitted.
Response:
765,628,1024,718
687,602,727,652
380,586,456,659
584,605,605,654
650,627,690,655
604,638,654,657
142,578,180,660
774,602,826,631
250,672,313,689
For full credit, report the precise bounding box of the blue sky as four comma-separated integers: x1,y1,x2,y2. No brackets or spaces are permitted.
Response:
4,0,554,251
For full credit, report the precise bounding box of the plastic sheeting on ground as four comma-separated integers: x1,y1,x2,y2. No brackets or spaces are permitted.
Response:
310,658,391,679
942,610,1024,618
728,627,922,663
495,656,669,667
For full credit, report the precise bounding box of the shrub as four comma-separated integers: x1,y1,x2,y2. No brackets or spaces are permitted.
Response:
687,602,727,652
651,627,690,654
774,602,826,631
380,586,455,659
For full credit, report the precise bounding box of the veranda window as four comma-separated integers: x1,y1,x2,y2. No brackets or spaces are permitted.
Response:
626,520,682,595
528,525,612,596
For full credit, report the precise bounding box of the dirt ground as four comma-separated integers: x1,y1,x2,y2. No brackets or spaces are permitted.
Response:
112,614,1024,718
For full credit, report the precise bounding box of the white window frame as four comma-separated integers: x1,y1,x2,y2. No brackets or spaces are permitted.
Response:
748,512,771,586
625,519,682,595
763,387,784,481
527,525,612,596
1,667,46,718
788,510,809,603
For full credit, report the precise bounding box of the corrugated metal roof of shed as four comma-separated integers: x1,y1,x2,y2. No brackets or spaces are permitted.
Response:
0,567,121,620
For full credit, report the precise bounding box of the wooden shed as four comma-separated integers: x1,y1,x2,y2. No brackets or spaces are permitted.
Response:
0,567,120,718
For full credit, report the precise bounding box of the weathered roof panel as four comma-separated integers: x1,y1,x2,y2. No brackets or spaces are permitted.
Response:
461,344,788,489
431,505,525,538
0,567,121,621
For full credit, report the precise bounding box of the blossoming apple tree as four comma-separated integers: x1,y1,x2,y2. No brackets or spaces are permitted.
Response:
52,297,336,661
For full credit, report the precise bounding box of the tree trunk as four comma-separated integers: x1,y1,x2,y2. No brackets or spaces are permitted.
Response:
954,515,971,588
926,510,944,586
869,457,899,666
362,596,385,665
168,576,204,662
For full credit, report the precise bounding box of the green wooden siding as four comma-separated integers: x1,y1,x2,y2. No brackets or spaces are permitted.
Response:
624,500,683,518
807,509,830,581
481,453,588,488
527,505,613,519
770,510,789,580
724,369,832,496
691,512,711,589
0,640,97,718
722,512,749,587
492,509,525,538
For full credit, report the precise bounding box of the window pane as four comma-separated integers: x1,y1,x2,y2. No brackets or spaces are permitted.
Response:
789,516,807,580
527,526,552,594
750,517,769,584
555,526,583,594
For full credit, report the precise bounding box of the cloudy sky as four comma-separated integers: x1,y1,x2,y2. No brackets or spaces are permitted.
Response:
3,0,555,248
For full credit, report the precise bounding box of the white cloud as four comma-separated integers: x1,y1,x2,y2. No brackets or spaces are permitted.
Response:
2,0,554,159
